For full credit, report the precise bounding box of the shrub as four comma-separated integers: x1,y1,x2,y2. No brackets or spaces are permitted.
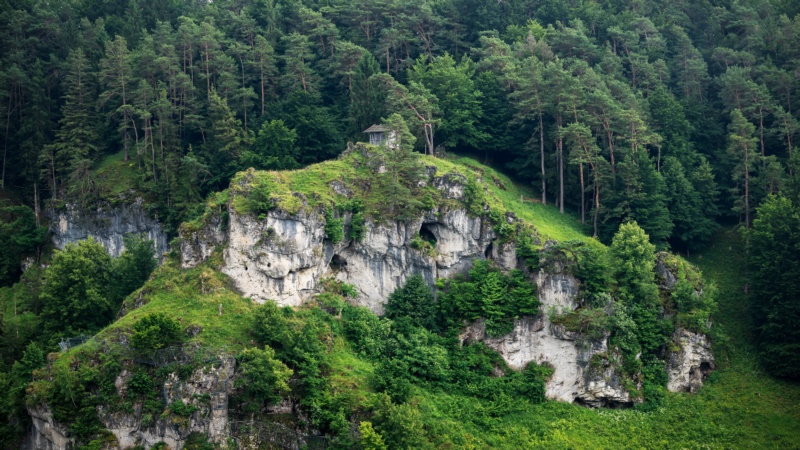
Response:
325,210,344,243
130,313,183,351
236,347,293,411
385,275,436,330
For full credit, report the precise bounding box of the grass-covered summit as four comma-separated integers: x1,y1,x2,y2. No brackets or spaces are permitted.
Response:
225,142,590,244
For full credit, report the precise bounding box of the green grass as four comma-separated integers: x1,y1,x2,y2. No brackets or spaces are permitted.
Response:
99,258,256,352
229,146,591,244
91,150,143,202
439,155,592,243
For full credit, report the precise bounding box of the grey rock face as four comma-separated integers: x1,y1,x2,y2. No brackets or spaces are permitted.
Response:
656,255,716,393
48,199,168,258
667,328,715,393
103,357,233,449
211,206,497,315
461,268,633,406
27,358,233,450
26,405,73,450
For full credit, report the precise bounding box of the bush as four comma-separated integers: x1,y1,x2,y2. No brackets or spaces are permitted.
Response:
436,260,539,336
236,347,293,411
111,234,156,304
39,238,113,341
385,275,436,330
131,313,183,351
325,210,344,243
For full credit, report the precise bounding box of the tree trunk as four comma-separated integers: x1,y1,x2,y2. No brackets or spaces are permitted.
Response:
579,163,585,224
539,110,546,204
2,95,11,190
593,175,600,238
745,142,750,229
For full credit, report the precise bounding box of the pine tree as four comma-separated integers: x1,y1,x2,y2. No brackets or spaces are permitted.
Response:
727,109,760,229
748,194,800,379
43,50,100,198
99,35,136,161
281,32,318,93
349,53,386,137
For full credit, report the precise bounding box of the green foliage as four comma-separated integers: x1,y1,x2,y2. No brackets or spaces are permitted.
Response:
748,194,800,379
358,421,388,450
324,210,344,243
385,275,436,330
437,260,539,336
184,432,216,450
39,238,113,341
111,234,157,305
130,313,183,351
235,347,292,411
240,119,300,171
167,399,198,418
0,202,46,287
609,222,672,387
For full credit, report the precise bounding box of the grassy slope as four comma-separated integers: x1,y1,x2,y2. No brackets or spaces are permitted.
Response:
230,149,592,244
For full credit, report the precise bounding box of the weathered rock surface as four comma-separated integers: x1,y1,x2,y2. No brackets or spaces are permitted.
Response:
100,357,234,449
26,405,73,450
667,328,715,393
48,199,169,258
26,357,233,450
461,267,633,406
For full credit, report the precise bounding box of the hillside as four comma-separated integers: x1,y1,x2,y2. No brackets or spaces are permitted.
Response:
15,151,762,449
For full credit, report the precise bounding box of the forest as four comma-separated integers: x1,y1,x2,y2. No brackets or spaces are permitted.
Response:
0,0,799,448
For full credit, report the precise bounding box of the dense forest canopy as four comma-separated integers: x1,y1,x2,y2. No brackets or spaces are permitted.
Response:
0,0,796,247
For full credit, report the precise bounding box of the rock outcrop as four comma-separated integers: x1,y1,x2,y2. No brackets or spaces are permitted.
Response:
666,328,715,393
27,357,234,450
48,198,169,258
180,163,713,407
26,405,73,450
182,178,513,315
460,265,633,407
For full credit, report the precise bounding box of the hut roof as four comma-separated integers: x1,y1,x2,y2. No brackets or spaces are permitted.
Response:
363,124,387,133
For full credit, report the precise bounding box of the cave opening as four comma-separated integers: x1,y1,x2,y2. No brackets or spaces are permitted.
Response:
331,254,348,270
485,242,494,259
419,223,438,246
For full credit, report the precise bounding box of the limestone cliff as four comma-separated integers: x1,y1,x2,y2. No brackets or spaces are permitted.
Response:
27,357,234,450
48,198,169,258
179,167,641,406
176,148,716,407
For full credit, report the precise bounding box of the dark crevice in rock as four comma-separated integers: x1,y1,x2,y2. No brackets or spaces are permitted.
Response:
331,254,347,270
419,223,438,245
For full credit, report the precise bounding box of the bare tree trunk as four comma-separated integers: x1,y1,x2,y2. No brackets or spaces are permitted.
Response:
745,143,750,229
558,118,564,214
2,95,12,189
539,110,546,204
579,163,585,224
593,177,599,238
34,182,40,228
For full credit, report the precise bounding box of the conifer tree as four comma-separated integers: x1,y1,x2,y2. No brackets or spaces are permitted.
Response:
43,50,100,197
99,35,136,161
727,109,760,229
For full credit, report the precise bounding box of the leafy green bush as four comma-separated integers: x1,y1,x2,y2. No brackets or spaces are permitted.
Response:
39,238,114,341
131,313,183,351
110,234,157,305
235,347,292,411
325,210,344,243
385,275,437,330
437,260,538,336
127,370,153,396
